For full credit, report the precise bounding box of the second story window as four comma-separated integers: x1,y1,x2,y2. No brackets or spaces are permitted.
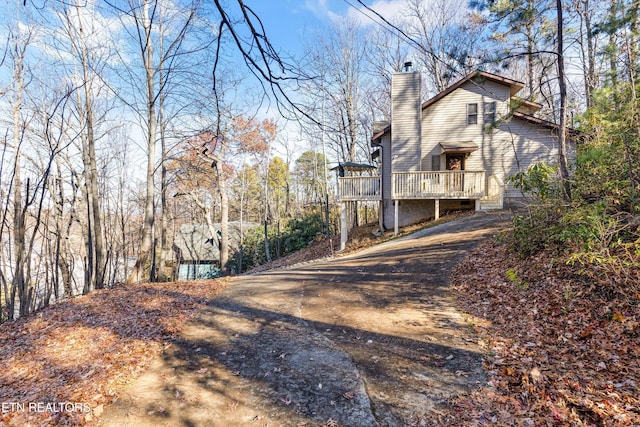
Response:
467,103,478,125
484,101,497,124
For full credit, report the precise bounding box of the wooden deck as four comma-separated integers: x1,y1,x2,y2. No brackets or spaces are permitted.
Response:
338,171,486,201
338,176,381,201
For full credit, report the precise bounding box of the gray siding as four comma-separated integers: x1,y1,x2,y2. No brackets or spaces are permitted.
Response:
381,134,392,201
419,79,572,198
378,133,393,229
488,118,560,197
392,72,422,172
421,80,511,172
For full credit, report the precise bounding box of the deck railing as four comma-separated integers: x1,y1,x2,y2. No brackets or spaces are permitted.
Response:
337,171,486,201
392,171,485,199
337,176,382,201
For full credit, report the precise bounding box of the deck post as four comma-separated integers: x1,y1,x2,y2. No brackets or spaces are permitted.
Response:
475,199,481,211
435,199,440,220
340,202,347,251
394,199,399,235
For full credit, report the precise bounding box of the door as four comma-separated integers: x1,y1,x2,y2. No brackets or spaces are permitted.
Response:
446,154,464,192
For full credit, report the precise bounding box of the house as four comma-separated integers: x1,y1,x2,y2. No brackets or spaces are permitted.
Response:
173,221,258,280
337,69,576,249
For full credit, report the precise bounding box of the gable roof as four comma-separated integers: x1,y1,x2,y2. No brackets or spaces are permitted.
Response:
420,70,525,111
371,70,528,144
174,221,259,262
512,111,581,139
512,97,543,114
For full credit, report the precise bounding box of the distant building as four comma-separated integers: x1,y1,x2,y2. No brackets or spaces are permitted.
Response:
173,221,258,280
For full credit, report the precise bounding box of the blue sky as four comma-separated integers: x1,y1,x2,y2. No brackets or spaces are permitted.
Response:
232,1,407,158
247,0,405,58
247,1,349,58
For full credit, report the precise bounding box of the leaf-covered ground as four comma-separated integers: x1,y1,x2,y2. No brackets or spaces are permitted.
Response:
450,239,640,426
2,212,637,426
0,280,226,426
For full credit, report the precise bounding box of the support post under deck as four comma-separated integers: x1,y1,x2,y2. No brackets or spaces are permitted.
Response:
394,200,399,235
340,202,347,251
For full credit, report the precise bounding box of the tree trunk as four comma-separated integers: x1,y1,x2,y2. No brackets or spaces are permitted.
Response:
263,142,272,263
157,15,172,282
581,0,598,108
53,157,75,298
627,0,640,82
556,0,572,201
129,0,157,284
218,170,229,272
13,157,26,318
609,0,619,100
66,1,106,291
82,78,106,290
159,118,170,281
264,220,271,263
625,3,640,192
0,142,11,320
526,5,535,99
236,168,245,274
11,34,29,318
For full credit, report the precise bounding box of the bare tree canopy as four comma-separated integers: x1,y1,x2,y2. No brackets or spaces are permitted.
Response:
1,0,637,321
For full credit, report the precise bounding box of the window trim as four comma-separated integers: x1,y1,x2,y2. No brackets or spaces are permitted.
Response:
483,101,497,124
467,103,478,125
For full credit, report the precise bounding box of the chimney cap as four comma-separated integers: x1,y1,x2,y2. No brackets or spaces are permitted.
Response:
403,61,413,72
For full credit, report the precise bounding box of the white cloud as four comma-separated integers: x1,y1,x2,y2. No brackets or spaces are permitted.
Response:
303,0,403,25
303,0,330,18
341,0,405,26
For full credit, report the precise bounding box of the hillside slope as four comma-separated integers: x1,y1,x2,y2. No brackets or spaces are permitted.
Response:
451,240,639,425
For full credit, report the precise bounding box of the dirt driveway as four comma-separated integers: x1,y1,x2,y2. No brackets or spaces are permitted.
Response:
99,212,510,426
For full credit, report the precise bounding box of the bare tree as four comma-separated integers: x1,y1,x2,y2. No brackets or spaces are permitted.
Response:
404,0,483,94
365,26,408,121
173,129,231,272
7,15,33,318
116,0,200,283
55,0,108,292
302,19,370,164
50,153,79,298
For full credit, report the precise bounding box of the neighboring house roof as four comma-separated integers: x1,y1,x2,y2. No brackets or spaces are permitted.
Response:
173,221,259,262
371,69,547,144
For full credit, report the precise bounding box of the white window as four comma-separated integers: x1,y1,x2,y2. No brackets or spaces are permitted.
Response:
484,101,496,124
467,103,478,125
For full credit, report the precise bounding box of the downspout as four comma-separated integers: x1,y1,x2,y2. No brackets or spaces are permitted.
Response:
377,144,384,232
